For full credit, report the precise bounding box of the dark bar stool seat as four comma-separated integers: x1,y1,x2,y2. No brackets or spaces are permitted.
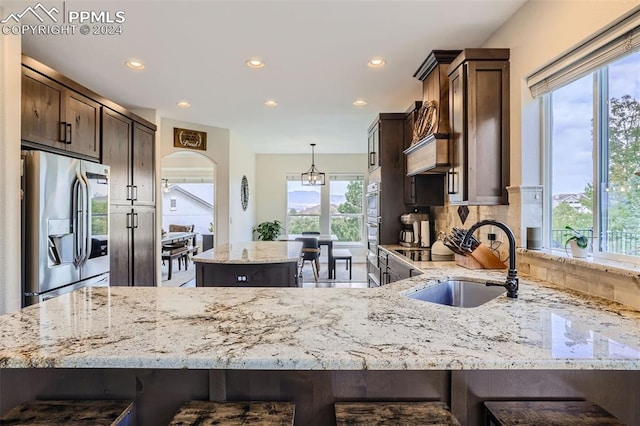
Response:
0,400,133,425
169,400,295,425
334,401,460,425
332,248,353,279
484,400,624,425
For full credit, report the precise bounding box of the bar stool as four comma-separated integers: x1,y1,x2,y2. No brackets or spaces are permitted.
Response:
334,401,460,425
0,400,133,425
484,400,624,425
169,400,295,425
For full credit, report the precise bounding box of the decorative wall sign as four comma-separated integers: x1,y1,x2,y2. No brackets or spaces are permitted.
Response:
173,127,207,151
241,175,249,211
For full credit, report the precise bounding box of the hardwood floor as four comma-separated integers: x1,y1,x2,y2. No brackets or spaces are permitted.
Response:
300,261,368,288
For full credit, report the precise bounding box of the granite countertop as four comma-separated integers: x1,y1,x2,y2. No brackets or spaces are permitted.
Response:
1,252,639,370
193,241,303,264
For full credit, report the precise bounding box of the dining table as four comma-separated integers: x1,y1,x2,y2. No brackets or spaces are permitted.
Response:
161,231,197,246
282,234,338,279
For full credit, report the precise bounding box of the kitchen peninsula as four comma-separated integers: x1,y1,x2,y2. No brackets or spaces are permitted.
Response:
193,241,302,287
0,259,639,424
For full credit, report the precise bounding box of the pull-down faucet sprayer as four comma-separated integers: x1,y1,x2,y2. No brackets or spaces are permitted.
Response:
461,220,518,298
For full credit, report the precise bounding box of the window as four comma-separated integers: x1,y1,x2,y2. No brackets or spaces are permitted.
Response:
544,49,640,261
286,178,320,233
285,174,364,243
548,73,595,250
330,176,364,243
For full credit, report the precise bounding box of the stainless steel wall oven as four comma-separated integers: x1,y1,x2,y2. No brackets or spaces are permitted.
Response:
366,182,381,286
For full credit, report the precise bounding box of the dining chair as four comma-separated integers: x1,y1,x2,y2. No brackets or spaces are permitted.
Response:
301,231,321,235
164,224,195,269
295,237,321,281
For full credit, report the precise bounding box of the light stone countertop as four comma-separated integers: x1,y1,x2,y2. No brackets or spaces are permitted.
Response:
192,241,303,264
1,250,640,370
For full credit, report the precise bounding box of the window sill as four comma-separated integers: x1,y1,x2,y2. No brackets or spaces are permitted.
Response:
517,248,640,279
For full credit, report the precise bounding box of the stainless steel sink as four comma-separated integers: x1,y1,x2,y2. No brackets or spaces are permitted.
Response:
405,279,506,307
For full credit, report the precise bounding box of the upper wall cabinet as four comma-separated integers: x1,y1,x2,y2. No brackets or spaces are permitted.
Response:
405,50,461,175
447,48,510,205
21,67,101,160
102,108,155,206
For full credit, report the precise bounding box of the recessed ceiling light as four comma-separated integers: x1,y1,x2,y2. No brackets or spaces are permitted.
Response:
246,58,265,68
353,99,367,107
264,99,279,107
176,101,191,108
125,59,145,70
368,57,386,68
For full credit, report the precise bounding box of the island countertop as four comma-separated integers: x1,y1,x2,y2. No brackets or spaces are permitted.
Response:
192,241,303,264
1,263,640,370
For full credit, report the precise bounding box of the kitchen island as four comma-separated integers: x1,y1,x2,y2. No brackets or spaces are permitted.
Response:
193,240,302,287
0,260,639,424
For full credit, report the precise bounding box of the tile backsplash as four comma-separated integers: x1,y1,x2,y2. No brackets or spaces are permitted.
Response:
517,249,640,311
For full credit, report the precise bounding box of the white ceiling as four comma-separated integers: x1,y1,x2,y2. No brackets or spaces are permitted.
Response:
12,0,526,154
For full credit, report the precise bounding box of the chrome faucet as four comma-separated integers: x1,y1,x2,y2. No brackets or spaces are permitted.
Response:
461,220,518,298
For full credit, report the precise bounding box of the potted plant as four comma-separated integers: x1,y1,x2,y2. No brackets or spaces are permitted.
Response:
254,220,283,241
564,226,589,258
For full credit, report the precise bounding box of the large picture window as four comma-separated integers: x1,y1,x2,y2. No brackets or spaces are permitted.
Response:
544,49,640,261
329,176,363,243
286,178,320,233
285,174,364,244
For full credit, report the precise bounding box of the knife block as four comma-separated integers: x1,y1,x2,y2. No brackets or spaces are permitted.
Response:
454,253,484,269
455,243,506,269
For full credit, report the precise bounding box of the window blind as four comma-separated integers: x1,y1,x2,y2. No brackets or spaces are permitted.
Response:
528,5,640,98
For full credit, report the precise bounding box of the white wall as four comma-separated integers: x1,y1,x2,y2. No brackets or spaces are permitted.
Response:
483,0,639,187
160,118,230,246
228,132,256,243
0,19,21,314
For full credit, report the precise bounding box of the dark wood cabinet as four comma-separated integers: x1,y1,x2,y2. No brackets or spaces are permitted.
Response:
403,103,445,207
132,123,155,205
102,109,155,206
21,67,101,160
379,249,417,285
196,262,299,287
368,114,406,246
367,122,380,172
102,108,132,204
102,109,156,287
110,205,156,287
448,49,510,205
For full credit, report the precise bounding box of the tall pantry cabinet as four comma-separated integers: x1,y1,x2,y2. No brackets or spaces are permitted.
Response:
102,109,157,287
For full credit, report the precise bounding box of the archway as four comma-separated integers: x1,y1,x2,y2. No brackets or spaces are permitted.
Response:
160,151,215,286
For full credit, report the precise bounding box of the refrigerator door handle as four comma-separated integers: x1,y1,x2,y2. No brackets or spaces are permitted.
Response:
72,172,83,267
81,171,92,266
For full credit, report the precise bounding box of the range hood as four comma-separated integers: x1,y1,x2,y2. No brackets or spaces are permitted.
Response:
405,50,461,175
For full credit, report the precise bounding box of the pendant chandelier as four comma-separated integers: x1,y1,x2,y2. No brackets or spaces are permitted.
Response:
301,143,325,186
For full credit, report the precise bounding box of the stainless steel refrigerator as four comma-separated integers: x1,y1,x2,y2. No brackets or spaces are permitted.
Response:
22,150,110,306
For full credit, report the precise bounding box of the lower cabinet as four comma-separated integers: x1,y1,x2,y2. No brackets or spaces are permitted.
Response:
109,205,156,287
380,249,419,285
196,262,299,287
